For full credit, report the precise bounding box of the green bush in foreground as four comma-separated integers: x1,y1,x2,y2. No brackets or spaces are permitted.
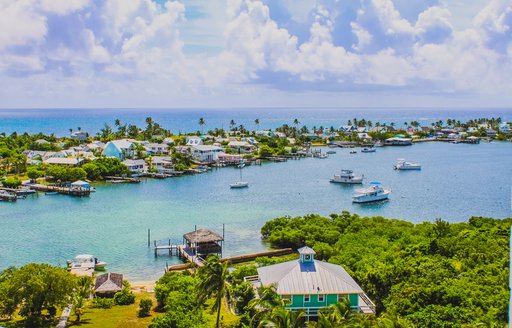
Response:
92,297,114,309
138,298,153,317
113,281,135,306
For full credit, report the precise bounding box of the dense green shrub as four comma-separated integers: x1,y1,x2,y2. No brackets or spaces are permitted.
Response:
92,297,114,309
113,282,135,305
138,298,153,317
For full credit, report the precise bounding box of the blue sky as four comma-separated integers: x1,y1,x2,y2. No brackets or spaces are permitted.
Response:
0,0,510,108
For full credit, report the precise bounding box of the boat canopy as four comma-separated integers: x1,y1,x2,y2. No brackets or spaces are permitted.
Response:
75,254,94,260
71,180,90,188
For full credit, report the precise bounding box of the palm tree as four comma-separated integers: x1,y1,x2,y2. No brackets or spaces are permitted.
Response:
73,276,92,322
230,120,236,131
115,119,121,127
255,118,260,131
197,256,230,328
260,307,305,328
199,118,206,135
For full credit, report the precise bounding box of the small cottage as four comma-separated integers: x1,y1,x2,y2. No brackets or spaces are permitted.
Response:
95,273,123,296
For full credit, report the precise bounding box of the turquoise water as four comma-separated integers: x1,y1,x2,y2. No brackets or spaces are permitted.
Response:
1,107,511,136
1,141,511,281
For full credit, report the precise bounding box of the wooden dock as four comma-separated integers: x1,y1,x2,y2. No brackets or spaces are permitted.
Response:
105,176,141,183
30,184,90,197
164,247,293,271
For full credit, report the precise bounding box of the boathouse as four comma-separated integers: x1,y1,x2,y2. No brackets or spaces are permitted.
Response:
182,228,223,258
247,246,375,318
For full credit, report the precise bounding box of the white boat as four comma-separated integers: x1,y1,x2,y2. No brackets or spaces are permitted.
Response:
316,153,329,158
326,150,336,154
231,164,249,188
394,159,421,170
352,182,391,203
68,254,107,271
350,150,357,154
361,147,376,153
16,187,36,196
230,181,249,188
330,170,363,184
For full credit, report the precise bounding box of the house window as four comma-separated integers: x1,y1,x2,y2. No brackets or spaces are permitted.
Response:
338,294,348,302
304,295,310,303
318,295,325,302
304,254,311,261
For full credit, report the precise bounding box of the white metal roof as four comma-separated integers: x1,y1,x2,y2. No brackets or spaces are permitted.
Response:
257,259,364,295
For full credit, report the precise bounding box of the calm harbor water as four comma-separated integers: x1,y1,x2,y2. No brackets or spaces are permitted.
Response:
1,141,511,281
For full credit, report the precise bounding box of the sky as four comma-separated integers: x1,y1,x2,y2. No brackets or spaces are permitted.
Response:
0,0,511,108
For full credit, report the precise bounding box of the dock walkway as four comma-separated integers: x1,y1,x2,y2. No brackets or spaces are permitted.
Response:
163,247,293,271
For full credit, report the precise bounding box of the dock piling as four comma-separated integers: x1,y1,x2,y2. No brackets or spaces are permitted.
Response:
147,229,151,247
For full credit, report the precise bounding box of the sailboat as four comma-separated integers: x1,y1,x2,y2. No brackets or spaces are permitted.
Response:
230,162,249,188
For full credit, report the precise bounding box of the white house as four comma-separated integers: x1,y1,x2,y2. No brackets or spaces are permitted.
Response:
186,136,203,146
499,123,511,134
190,145,223,162
122,159,147,173
227,141,256,153
163,137,175,145
151,157,174,172
145,143,170,155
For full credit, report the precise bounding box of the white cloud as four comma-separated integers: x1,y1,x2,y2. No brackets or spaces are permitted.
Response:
0,0,510,108
39,0,89,15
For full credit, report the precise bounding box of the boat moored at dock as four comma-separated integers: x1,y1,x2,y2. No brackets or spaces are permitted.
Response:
352,182,391,203
394,159,421,170
67,254,107,272
361,147,376,153
330,170,364,184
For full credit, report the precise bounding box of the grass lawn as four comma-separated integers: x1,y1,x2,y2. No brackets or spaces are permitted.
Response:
67,292,157,328
203,298,239,328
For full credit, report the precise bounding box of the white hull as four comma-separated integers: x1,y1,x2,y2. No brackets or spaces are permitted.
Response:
230,182,249,188
394,165,421,170
330,177,363,184
353,192,390,203
361,148,376,153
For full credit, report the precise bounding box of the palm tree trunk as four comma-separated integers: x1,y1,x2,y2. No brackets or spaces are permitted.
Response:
216,298,222,328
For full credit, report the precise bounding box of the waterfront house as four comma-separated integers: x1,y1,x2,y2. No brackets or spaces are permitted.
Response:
227,141,256,153
84,141,105,152
467,127,478,133
190,145,223,162
186,136,203,146
151,156,174,172
145,143,170,155
102,139,136,160
43,157,84,167
95,273,123,297
247,247,375,318
122,159,147,173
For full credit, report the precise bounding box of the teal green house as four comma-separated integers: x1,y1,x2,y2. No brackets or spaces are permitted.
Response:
252,246,375,318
